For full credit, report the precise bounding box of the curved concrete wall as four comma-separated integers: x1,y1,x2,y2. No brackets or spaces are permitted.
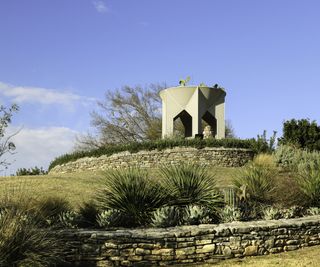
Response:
49,147,254,174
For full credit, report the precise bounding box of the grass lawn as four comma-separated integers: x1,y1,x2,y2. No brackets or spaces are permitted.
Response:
0,167,239,208
0,166,319,265
212,245,320,266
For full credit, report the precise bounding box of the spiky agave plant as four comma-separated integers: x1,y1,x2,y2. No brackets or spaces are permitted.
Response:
159,164,223,217
96,168,165,227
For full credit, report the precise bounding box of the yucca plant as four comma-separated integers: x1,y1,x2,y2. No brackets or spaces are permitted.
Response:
159,164,223,208
96,168,165,227
159,164,223,224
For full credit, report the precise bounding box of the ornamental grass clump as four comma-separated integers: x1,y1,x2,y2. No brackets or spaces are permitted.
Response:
233,160,276,220
0,209,64,267
0,188,65,267
96,168,165,227
295,161,320,207
158,164,224,224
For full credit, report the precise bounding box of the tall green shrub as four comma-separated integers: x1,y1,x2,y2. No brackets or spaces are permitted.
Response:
278,119,320,151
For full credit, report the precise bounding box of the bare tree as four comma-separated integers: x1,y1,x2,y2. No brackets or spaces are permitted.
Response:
0,104,19,169
75,84,165,150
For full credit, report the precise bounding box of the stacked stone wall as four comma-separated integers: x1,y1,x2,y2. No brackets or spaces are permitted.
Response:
50,147,254,174
61,216,320,266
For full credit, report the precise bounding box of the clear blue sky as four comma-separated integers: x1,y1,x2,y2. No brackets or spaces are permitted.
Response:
0,0,320,173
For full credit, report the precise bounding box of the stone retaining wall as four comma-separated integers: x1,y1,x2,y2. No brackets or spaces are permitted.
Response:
62,216,320,266
50,147,254,174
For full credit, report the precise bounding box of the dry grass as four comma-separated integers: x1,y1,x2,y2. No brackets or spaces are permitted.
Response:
212,245,320,266
0,167,240,208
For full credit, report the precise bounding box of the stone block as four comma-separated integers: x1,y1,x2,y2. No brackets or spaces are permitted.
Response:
243,245,258,256
196,244,215,254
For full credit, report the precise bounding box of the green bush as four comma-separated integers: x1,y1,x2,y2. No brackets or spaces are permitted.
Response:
49,138,257,170
278,118,320,151
16,166,48,176
95,168,165,227
251,130,277,154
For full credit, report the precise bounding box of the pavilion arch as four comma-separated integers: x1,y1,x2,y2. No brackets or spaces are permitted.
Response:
173,110,192,137
202,111,217,137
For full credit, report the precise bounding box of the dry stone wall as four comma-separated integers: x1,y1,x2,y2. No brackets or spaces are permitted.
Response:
61,216,320,266
50,147,254,174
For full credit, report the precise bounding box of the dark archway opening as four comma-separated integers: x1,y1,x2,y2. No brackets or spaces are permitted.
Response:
173,110,192,137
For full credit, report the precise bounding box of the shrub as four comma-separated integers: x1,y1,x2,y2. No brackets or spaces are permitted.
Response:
49,138,257,170
274,145,320,170
278,118,320,151
220,206,241,223
58,211,79,229
307,207,320,216
95,168,165,227
36,196,72,227
250,130,277,154
78,200,99,228
16,166,48,176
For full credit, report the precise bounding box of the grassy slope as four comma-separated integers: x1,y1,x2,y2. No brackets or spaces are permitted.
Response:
1,167,319,265
213,245,320,266
0,167,239,208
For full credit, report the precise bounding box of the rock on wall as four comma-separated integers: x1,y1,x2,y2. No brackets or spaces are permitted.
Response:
50,147,254,174
61,216,320,266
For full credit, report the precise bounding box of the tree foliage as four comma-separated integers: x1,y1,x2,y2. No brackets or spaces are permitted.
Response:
278,119,320,151
0,104,19,169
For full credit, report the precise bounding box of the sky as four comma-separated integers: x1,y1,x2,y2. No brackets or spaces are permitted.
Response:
0,0,320,174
